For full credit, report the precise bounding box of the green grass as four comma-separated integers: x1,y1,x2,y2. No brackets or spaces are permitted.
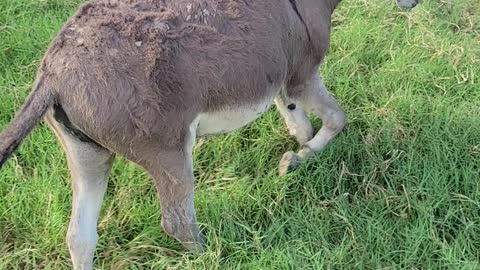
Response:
1,0,479,269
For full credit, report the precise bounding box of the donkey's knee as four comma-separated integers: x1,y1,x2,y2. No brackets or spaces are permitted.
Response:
324,106,346,135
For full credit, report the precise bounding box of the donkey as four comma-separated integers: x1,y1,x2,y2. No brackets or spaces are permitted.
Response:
0,0,420,269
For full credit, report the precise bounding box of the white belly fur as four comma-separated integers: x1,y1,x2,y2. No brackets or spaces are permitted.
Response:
196,97,274,136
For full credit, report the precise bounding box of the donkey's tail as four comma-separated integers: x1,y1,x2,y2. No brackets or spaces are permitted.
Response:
0,76,54,168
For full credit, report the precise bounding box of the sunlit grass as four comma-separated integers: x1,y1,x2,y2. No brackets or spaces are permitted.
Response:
1,0,479,269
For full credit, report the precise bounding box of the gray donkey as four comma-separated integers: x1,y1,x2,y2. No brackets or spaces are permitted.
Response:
0,0,420,269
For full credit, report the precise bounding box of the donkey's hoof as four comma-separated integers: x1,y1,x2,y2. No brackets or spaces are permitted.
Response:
182,233,207,253
279,151,301,176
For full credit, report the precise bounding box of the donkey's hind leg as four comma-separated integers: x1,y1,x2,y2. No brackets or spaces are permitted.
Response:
47,113,114,270
126,120,205,252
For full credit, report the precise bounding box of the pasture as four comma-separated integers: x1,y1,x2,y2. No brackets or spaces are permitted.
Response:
1,0,479,269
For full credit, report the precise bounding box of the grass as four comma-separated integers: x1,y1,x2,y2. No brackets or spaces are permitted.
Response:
1,0,479,269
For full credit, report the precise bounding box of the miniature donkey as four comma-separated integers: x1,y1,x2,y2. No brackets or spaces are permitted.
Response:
0,0,420,268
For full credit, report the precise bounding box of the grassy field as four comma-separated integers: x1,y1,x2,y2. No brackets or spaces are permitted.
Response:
1,0,479,269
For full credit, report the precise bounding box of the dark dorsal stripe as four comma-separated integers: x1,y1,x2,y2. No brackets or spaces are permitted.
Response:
288,0,312,41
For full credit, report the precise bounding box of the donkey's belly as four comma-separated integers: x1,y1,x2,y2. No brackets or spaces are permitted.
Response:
197,98,273,136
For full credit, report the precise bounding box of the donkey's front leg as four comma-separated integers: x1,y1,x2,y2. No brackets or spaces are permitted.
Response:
275,96,313,145
279,73,345,175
